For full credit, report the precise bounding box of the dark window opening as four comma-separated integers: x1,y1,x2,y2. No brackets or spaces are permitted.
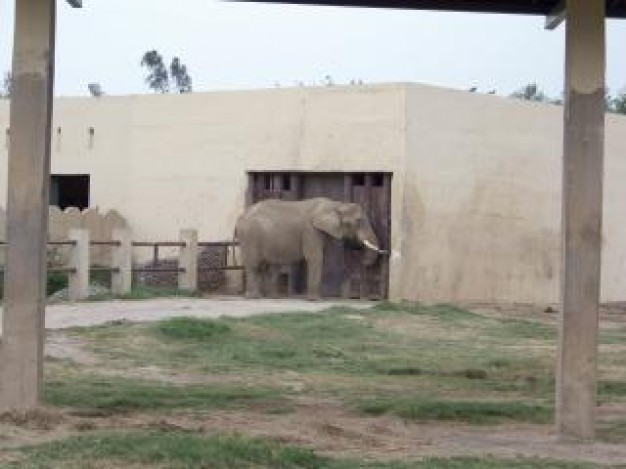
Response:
352,173,365,186
264,174,272,190
372,173,384,187
50,175,90,210
282,174,291,191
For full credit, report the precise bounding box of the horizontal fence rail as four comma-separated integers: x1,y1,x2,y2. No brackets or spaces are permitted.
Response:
132,267,186,273
132,241,186,248
90,240,121,247
198,241,239,247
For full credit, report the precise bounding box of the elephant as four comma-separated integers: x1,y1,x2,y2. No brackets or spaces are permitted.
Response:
235,197,386,299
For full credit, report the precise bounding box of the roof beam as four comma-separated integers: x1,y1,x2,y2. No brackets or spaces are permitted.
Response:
228,1,626,19
546,0,566,29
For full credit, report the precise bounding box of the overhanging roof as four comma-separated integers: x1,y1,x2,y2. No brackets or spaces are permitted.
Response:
232,1,626,18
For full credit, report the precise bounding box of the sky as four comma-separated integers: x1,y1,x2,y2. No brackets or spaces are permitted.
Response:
1,0,625,98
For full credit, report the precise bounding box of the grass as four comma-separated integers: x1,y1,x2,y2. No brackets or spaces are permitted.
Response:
5,432,322,469
1,301,621,468
597,420,626,444
598,380,626,397
34,300,626,467
2,431,598,469
359,397,553,424
88,285,202,301
44,374,285,413
157,317,232,341
141,308,398,375
374,301,484,322
493,318,556,340
67,304,560,401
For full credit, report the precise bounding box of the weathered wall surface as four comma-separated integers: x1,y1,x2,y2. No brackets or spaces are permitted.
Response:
602,114,626,302
403,85,562,302
403,84,626,303
0,86,406,275
0,84,625,302
123,86,405,242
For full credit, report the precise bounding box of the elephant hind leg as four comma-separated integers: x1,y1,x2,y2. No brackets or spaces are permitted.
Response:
245,264,263,299
243,255,265,299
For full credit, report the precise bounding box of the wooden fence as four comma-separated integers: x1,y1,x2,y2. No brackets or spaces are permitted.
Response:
0,229,242,300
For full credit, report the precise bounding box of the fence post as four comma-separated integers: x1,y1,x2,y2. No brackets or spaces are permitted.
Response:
111,228,132,296
179,229,198,292
68,229,89,301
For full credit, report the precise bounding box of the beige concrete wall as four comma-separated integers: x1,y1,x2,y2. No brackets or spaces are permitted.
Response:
403,84,562,302
0,86,406,271
602,114,626,302
1,85,625,302
124,86,404,241
402,84,626,303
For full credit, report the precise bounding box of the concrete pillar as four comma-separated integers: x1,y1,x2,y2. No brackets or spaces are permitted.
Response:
557,0,606,441
68,229,89,301
111,228,132,296
178,229,198,292
0,0,56,411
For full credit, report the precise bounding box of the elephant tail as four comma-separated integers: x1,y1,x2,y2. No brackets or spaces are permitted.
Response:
231,228,239,267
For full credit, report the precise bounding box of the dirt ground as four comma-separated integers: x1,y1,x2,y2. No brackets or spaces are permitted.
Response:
0,297,370,332
3,403,626,465
2,298,626,465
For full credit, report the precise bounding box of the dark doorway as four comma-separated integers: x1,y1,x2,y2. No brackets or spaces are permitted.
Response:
50,175,90,210
247,171,391,299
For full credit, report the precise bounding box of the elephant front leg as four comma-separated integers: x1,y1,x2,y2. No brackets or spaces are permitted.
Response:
245,265,262,299
306,259,322,301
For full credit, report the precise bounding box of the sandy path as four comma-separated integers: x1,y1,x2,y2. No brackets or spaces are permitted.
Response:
0,297,371,332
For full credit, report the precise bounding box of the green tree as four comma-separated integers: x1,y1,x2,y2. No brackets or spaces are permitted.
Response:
170,57,192,94
510,83,550,103
141,50,170,93
141,50,193,94
1,71,12,98
608,89,626,115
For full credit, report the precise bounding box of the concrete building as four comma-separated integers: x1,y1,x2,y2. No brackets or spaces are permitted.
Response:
1,83,625,303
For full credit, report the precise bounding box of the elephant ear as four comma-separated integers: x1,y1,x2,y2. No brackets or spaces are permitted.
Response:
312,209,342,239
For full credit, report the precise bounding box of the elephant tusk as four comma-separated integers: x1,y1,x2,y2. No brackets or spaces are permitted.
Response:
362,239,387,254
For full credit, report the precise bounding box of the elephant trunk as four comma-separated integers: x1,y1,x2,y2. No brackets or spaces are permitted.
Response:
357,224,384,266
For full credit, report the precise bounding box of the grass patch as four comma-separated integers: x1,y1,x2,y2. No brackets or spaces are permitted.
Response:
359,398,553,424
44,375,284,413
142,308,398,375
88,285,201,301
46,271,69,296
597,420,626,444
6,431,596,469
157,317,232,341
598,380,626,397
494,319,556,340
9,431,323,469
69,305,558,401
374,301,484,322
121,286,202,300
